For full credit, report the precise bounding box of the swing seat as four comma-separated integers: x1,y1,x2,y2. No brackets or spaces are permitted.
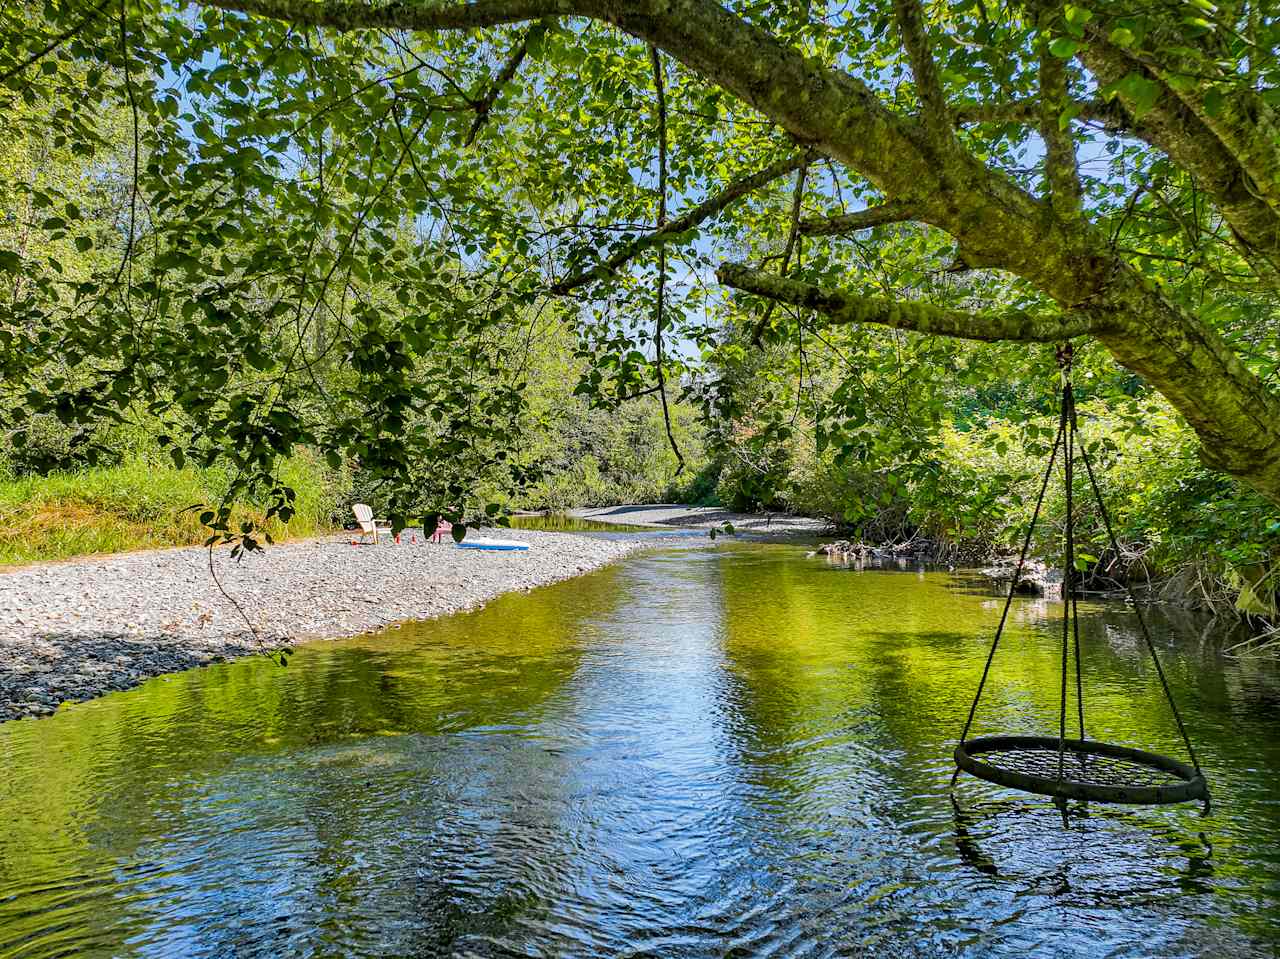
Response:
950,345,1209,818
955,734,1209,806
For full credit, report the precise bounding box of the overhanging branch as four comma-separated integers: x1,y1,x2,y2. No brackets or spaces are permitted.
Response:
199,0,570,32
798,200,917,236
550,152,806,294
1036,12,1082,215
717,263,1099,342
891,0,952,140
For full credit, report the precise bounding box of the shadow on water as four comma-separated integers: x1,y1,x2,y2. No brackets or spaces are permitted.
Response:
1,541,1278,956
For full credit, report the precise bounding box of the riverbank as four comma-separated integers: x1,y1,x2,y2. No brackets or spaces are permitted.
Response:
569,503,832,537
0,530,647,722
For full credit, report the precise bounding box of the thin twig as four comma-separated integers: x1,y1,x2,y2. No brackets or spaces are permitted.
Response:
751,157,810,347
649,45,684,475
465,19,549,145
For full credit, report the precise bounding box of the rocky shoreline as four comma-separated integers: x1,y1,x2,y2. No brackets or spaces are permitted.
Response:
0,529,648,723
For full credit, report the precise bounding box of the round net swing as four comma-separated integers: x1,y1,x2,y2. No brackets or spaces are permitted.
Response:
950,344,1209,814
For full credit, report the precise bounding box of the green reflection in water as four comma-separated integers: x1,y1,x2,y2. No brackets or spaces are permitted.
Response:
504,514,654,533
0,542,1278,957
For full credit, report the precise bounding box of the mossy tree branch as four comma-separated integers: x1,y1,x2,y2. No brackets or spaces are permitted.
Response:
799,200,918,236
717,263,1101,342
891,0,954,143
1036,9,1082,215
1075,32,1280,283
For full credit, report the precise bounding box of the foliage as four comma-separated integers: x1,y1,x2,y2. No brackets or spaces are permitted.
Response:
709,319,1280,613
0,0,1277,605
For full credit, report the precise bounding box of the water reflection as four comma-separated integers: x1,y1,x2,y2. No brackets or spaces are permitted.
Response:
1,542,1277,957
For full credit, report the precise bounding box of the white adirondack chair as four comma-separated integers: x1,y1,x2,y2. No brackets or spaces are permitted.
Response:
352,503,391,545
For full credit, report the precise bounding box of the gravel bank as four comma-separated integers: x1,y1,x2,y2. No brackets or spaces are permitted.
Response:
570,503,831,537
0,530,645,723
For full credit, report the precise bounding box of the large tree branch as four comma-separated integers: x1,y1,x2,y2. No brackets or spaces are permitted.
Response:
799,200,917,236
717,263,1099,342
550,152,806,293
199,0,570,32
1069,6,1280,221
196,0,1280,504
1077,37,1280,282
1036,9,1082,214
199,0,1006,241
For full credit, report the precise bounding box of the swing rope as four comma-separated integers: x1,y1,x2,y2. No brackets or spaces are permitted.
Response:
1058,360,1075,781
1071,394,1202,775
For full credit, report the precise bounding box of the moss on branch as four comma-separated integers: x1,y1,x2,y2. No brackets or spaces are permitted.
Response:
716,263,1099,342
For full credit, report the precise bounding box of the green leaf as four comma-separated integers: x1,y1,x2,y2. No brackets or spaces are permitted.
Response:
451,522,467,543
1113,72,1162,118
1064,5,1093,25
1048,37,1081,58
244,345,272,371
1108,26,1135,46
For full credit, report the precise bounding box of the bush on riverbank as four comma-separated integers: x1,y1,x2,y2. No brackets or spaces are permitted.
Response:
711,393,1280,620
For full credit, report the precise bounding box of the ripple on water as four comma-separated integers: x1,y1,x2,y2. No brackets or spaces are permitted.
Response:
1,543,1278,957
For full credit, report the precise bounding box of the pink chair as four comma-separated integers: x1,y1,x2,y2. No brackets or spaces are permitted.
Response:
430,517,451,543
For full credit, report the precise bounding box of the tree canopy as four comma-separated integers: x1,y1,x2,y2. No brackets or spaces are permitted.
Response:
2,0,1278,547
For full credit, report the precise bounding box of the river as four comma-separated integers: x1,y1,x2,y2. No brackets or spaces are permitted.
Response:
1,540,1278,956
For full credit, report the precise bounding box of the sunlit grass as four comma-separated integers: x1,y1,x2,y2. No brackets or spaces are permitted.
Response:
0,453,341,567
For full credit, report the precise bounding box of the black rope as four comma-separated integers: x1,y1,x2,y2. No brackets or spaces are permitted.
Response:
1069,388,1085,744
1058,376,1074,782
951,414,1066,786
1074,418,1202,775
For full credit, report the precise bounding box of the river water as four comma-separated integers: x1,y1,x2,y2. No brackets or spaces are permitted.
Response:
1,541,1278,957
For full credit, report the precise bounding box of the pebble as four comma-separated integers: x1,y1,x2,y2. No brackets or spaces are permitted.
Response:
0,531,650,723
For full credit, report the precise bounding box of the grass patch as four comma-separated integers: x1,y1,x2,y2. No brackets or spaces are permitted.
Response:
0,453,343,567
